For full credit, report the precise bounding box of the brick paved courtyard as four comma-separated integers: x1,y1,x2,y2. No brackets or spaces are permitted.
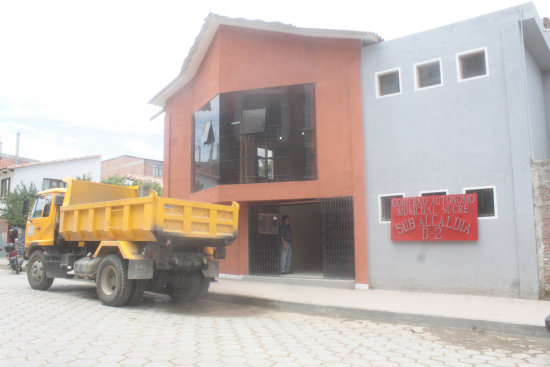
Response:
0,271,549,367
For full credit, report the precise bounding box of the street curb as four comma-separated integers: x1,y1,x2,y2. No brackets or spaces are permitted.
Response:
206,292,550,339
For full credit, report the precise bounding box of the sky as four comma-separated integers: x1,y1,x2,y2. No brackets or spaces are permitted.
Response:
0,0,548,162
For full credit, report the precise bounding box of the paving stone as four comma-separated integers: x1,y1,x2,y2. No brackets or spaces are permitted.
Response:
1,271,550,367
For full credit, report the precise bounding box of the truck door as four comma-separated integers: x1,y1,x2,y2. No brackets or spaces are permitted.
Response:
26,193,55,247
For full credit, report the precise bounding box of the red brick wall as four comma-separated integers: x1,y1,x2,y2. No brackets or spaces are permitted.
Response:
101,156,146,179
0,219,8,245
532,160,550,298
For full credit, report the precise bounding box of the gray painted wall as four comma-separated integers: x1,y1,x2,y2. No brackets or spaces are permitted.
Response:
525,49,549,160
361,3,548,298
544,71,550,149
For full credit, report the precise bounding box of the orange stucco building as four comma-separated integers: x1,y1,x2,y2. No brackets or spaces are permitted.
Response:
151,15,380,287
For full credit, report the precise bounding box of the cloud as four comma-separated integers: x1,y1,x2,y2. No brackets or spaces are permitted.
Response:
124,140,162,160
0,121,87,160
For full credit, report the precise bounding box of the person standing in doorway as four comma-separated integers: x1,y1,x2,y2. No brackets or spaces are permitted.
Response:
279,215,293,275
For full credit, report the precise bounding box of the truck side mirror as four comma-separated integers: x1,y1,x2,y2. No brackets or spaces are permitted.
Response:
22,198,29,215
54,194,64,206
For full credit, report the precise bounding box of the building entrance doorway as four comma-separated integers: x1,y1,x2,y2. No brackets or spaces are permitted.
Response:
279,202,322,277
248,197,355,280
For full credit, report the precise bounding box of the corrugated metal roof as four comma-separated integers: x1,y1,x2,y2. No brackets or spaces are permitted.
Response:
149,13,382,107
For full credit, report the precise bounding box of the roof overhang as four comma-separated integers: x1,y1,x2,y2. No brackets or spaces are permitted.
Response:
522,16,550,71
149,14,382,107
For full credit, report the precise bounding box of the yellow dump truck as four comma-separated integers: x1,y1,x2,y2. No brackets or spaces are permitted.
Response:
23,179,239,306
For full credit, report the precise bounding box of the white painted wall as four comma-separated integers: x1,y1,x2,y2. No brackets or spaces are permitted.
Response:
10,156,101,191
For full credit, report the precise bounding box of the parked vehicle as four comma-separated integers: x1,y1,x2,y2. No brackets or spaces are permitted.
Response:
4,243,22,274
24,179,239,307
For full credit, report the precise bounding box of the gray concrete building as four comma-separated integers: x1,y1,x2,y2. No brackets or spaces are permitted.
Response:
361,3,550,299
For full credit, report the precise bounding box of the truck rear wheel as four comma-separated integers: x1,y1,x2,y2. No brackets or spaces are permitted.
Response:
126,280,147,306
96,254,132,307
27,250,54,290
200,277,211,296
167,271,203,303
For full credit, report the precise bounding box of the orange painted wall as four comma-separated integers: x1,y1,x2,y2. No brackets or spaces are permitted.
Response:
164,26,368,284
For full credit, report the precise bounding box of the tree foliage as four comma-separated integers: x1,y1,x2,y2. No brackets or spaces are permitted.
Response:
101,174,162,196
0,182,38,228
75,173,93,181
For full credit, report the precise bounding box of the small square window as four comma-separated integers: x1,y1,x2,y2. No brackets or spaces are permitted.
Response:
458,48,488,80
416,60,442,89
379,194,404,222
464,187,496,217
376,69,401,97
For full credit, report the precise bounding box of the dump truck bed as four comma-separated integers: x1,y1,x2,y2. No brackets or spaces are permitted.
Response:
58,180,239,244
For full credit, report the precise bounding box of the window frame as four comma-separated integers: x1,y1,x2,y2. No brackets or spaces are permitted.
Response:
456,47,489,82
152,163,163,177
42,178,66,190
378,193,405,224
419,189,448,197
375,67,402,98
462,185,497,219
414,58,443,91
0,177,10,197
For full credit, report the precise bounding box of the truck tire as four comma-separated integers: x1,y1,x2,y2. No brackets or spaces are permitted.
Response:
167,271,203,303
96,254,132,307
200,277,211,296
126,280,147,306
27,250,54,290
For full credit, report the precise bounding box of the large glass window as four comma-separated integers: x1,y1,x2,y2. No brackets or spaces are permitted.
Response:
193,84,317,192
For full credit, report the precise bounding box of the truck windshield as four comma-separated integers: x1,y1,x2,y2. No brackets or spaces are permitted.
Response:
30,194,53,218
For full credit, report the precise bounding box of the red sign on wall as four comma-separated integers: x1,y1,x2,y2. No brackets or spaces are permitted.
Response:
391,194,478,241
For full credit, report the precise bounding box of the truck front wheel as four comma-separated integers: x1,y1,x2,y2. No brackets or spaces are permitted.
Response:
167,271,203,303
96,254,132,307
27,250,54,290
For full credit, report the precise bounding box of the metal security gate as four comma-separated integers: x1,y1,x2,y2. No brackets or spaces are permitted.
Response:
321,197,355,279
248,206,280,276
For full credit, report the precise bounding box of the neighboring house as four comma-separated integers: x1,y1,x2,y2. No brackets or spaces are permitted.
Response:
151,14,379,286
0,155,101,193
101,155,163,185
0,155,101,244
362,3,550,299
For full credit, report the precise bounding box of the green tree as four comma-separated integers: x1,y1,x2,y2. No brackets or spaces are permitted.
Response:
101,174,162,196
133,179,163,196
0,182,38,228
100,174,129,186
75,173,93,181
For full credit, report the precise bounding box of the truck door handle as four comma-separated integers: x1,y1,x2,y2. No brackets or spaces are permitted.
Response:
36,227,41,231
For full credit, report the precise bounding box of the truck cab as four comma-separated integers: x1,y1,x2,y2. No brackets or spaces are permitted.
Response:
25,188,65,249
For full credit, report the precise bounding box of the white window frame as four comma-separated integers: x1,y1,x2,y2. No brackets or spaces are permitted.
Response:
378,193,405,224
414,58,443,91
462,185,497,220
456,47,489,82
418,189,449,196
375,67,402,98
